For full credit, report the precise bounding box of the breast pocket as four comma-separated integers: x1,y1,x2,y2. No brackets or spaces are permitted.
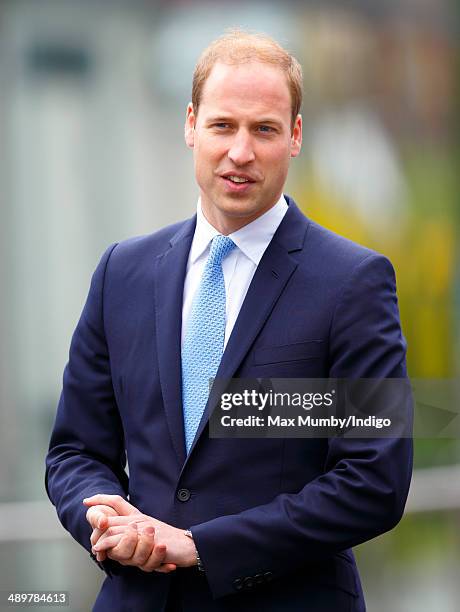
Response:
254,340,325,366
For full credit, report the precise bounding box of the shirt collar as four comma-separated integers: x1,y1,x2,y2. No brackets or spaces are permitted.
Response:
189,195,288,265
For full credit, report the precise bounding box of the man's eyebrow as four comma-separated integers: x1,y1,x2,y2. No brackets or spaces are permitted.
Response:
204,116,283,126
205,116,233,124
256,118,283,126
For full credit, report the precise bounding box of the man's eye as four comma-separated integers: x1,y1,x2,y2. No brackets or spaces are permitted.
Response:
258,125,274,133
214,123,230,129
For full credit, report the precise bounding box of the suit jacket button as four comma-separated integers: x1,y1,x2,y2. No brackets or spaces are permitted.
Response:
263,571,274,583
176,488,191,502
243,577,254,589
233,578,243,591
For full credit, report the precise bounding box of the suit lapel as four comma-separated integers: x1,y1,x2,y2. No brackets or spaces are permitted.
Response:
184,199,310,460
154,217,196,467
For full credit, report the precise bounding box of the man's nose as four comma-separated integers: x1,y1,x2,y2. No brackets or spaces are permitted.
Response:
227,130,255,166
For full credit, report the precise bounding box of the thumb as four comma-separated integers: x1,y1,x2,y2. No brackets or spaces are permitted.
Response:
83,494,138,516
86,504,115,529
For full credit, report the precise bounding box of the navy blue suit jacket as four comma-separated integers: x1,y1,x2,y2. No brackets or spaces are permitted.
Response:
46,197,412,611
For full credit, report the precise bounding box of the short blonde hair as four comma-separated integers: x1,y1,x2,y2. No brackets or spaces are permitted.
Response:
192,29,303,127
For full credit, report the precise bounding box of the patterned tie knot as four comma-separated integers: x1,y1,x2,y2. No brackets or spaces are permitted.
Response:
208,235,236,268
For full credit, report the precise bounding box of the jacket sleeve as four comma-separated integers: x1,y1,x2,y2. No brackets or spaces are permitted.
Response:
45,244,129,569
191,253,413,599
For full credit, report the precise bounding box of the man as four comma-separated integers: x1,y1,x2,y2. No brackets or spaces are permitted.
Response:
46,31,412,611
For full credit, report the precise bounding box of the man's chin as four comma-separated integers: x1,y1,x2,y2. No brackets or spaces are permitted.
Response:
216,193,265,217
201,191,275,231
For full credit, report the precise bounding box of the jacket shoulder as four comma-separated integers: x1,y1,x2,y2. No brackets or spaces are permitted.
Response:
120,218,192,254
104,217,195,268
304,218,390,273
284,196,385,271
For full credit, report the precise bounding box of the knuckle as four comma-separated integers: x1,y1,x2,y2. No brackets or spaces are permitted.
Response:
113,548,129,561
130,555,144,567
124,532,136,543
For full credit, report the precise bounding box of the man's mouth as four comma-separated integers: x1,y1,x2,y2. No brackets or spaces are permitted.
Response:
220,170,256,185
227,175,249,183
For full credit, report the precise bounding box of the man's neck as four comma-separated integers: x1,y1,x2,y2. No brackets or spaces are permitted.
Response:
200,198,281,235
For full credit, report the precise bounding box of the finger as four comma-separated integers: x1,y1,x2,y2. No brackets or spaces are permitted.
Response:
86,508,107,530
83,494,137,516
108,530,139,563
92,525,131,547
94,522,138,552
88,506,120,554
90,528,104,547
86,505,117,530
154,563,177,574
105,515,146,528
93,533,126,552
140,543,168,573
140,526,155,537
129,528,156,567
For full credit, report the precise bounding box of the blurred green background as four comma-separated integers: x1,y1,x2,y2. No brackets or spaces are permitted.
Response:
0,0,458,610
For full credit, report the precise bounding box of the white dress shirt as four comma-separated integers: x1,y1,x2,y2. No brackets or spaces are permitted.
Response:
182,194,288,348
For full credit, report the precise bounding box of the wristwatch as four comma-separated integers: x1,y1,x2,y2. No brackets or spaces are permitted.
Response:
184,529,205,572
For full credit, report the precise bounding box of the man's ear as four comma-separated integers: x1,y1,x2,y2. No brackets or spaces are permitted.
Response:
184,103,196,149
290,114,302,158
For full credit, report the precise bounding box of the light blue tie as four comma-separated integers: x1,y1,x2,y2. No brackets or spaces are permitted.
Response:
182,235,236,453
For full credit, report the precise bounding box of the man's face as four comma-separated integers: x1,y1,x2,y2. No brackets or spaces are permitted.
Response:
185,61,302,234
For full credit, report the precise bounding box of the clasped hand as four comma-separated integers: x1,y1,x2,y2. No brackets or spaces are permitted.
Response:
83,494,197,573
